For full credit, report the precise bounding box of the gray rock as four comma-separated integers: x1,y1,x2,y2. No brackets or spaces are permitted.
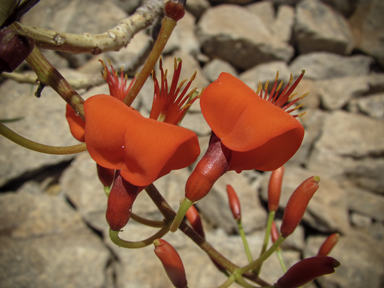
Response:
202,59,238,82
321,0,356,17
0,80,79,187
316,76,369,110
349,0,384,68
197,4,294,70
294,0,354,55
305,230,384,288
197,170,268,234
313,111,384,158
182,111,212,136
350,212,371,227
186,0,210,19
348,92,384,119
289,52,373,80
346,186,384,221
260,166,350,233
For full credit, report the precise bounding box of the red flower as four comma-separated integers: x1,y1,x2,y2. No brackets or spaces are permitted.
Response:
200,72,306,172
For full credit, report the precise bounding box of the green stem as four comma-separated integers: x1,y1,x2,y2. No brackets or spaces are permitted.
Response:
170,197,193,232
11,22,85,120
235,274,258,288
0,122,87,154
218,275,236,288
237,219,253,264
275,247,287,273
109,225,169,249
237,235,285,275
123,16,177,107
254,211,275,275
130,213,165,228
144,184,270,287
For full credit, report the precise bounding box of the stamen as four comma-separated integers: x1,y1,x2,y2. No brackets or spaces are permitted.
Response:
287,93,298,102
256,81,262,95
190,71,197,82
263,81,269,99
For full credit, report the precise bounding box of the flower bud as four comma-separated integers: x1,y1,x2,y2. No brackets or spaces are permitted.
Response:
280,176,320,238
276,256,340,288
268,166,285,212
154,239,188,288
226,184,241,221
0,27,34,73
185,133,232,202
270,221,279,243
185,204,205,238
97,164,115,188
317,233,339,257
106,171,140,231
164,0,185,21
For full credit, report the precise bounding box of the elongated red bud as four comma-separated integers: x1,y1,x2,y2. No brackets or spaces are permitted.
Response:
185,205,205,238
106,171,140,231
317,233,340,256
280,176,320,238
276,256,340,288
97,164,115,188
271,221,280,243
226,184,241,221
154,239,188,288
164,0,185,21
268,166,285,212
185,133,232,202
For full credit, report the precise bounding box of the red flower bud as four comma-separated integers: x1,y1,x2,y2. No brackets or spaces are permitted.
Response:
185,133,232,202
271,221,280,243
164,0,185,21
280,176,320,238
226,184,241,221
97,164,115,188
276,256,340,288
268,166,285,212
106,171,140,231
154,239,188,288
185,205,205,238
317,233,340,257
0,28,34,73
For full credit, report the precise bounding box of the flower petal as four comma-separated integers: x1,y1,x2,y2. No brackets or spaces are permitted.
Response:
84,95,134,169
65,103,85,142
120,118,200,187
200,73,304,153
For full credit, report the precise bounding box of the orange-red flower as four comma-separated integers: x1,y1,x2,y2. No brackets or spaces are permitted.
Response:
200,72,306,172
84,95,199,187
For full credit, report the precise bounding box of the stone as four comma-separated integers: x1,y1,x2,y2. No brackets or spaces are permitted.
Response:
294,0,354,55
348,92,384,119
349,0,384,68
346,186,384,221
197,4,294,70
0,80,79,187
185,0,210,19
260,166,350,233
350,212,371,227
196,170,268,234
305,230,384,288
182,111,212,136
316,76,369,110
289,52,373,80
321,0,356,17
202,59,238,82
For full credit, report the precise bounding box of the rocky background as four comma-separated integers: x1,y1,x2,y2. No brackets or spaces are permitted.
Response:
1,0,384,287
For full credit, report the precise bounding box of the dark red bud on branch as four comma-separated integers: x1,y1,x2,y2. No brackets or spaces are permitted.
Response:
185,204,205,238
226,184,241,221
280,176,320,238
154,239,188,288
106,171,140,231
317,233,340,257
276,256,340,288
97,164,115,188
268,166,285,212
164,0,185,21
271,221,279,243
0,27,34,73
185,133,232,202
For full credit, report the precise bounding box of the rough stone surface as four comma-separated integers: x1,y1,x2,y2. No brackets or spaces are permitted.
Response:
197,4,294,70
294,0,354,55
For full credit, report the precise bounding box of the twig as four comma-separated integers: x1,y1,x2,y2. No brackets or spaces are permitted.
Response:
17,0,164,54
